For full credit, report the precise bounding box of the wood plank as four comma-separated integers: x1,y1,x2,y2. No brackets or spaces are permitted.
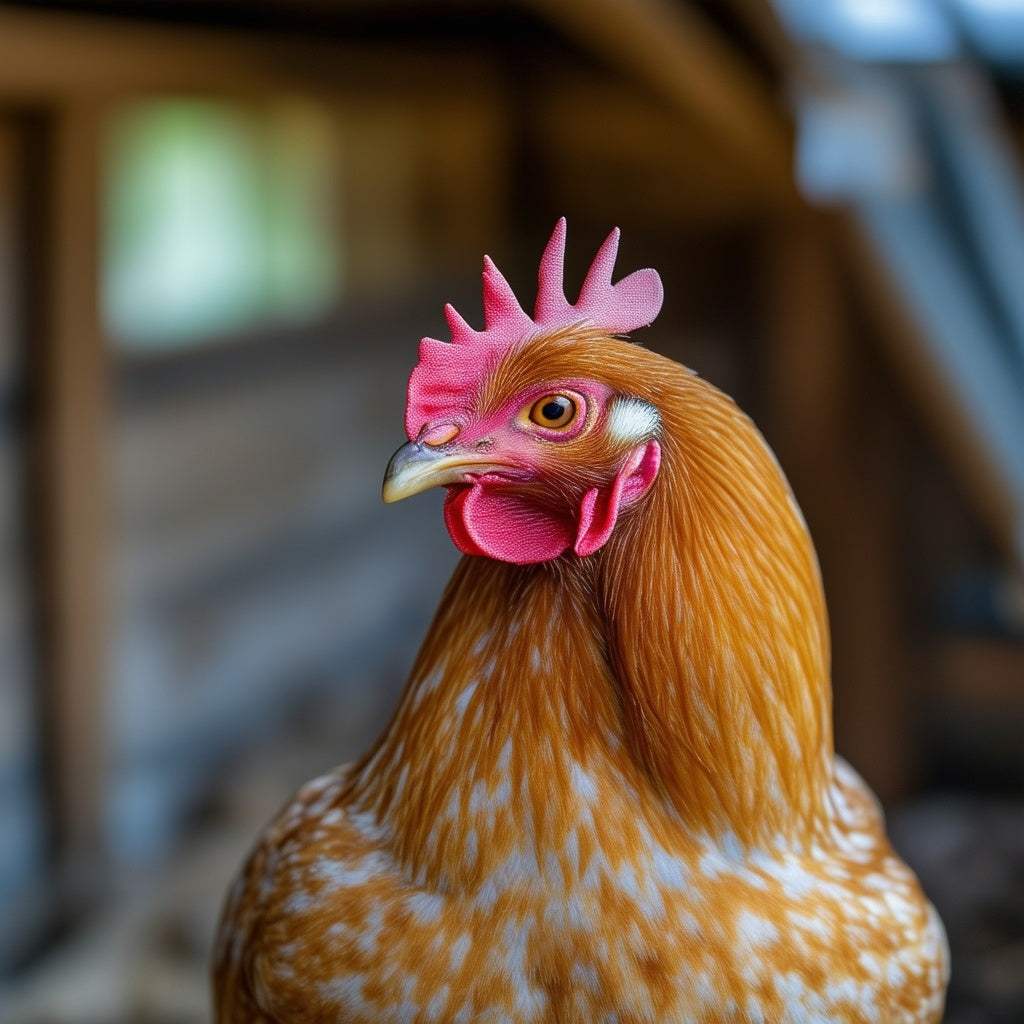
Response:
0,119,19,391
0,121,44,946
30,103,110,883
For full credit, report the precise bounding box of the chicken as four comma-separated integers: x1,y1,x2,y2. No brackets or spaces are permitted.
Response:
212,219,949,1023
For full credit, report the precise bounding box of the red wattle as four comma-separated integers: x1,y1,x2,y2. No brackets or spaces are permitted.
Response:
443,441,660,564
443,485,573,564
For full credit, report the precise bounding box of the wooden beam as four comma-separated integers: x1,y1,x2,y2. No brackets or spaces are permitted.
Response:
724,0,800,71
31,102,110,886
761,211,915,801
526,0,795,197
0,7,490,100
844,222,1024,573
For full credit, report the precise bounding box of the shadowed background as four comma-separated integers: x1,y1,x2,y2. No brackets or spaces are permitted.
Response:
0,1,1022,1021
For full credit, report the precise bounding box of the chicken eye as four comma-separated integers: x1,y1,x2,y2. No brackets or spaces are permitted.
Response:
528,394,577,429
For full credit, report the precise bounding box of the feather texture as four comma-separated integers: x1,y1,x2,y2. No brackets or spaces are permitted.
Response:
213,330,948,1023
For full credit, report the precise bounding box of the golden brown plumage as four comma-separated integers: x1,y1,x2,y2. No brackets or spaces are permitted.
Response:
211,331,946,1019
213,325,947,1022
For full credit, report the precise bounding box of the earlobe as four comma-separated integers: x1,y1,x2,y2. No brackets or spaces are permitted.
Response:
619,439,661,504
574,440,661,557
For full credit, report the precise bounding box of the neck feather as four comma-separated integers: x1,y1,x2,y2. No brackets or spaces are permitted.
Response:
598,372,833,846
347,366,833,888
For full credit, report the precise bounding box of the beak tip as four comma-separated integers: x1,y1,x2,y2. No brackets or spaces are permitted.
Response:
381,441,418,504
382,439,511,504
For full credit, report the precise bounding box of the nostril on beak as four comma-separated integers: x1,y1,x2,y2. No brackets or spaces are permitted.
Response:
422,423,460,447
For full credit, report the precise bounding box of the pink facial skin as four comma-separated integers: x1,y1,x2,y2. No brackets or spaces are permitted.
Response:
428,380,660,564
403,220,665,564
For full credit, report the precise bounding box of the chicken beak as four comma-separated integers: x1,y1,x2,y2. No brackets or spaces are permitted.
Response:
381,441,511,503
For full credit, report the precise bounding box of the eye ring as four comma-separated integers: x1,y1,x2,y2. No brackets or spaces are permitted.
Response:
527,393,578,430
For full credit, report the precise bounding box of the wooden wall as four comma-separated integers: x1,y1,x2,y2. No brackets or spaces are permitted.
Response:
0,6,511,965
97,81,508,862
106,311,459,861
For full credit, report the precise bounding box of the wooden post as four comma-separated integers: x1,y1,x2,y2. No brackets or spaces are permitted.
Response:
761,211,914,801
30,102,109,892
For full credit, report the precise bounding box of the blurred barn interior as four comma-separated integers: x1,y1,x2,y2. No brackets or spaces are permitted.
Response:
0,1,1023,1021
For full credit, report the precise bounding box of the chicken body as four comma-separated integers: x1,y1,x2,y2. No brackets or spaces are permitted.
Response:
216,774,945,1023
214,246,947,1022
213,336,946,1022
213,578,946,1024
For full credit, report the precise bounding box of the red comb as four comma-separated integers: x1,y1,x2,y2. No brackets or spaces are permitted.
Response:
404,218,663,439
